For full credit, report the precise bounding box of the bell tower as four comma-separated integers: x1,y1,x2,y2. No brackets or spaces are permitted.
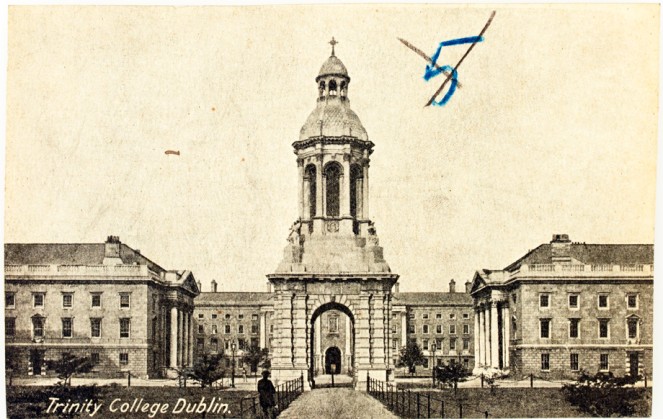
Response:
268,40,398,390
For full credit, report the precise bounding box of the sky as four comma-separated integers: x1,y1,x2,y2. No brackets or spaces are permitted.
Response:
4,5,659,293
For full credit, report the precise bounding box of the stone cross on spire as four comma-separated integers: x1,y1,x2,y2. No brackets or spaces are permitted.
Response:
329,37,338,56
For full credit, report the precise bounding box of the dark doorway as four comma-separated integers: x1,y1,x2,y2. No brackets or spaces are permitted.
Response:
30,349,43,375
325,347,341,374
629,353,639,377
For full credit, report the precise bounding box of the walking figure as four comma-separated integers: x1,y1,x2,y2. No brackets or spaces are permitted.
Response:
258,370,276,418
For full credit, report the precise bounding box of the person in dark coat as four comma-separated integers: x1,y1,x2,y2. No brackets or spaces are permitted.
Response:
257,370,276,418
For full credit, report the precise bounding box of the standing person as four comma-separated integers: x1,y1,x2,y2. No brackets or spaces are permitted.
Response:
258,370,276,419
242,367,247,382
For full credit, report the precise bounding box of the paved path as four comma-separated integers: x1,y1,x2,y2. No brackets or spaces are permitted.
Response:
279,388,398,419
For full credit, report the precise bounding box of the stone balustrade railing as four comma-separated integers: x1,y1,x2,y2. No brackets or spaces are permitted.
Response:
511,263,652,278
4,264,151,277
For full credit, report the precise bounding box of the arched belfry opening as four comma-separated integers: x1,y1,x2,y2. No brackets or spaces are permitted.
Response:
269,39,399,391
324,163,342,217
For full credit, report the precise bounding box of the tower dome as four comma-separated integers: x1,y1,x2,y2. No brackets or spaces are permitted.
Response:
299,39,368,142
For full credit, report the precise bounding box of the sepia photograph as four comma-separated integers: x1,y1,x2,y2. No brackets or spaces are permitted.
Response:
2,3,659,418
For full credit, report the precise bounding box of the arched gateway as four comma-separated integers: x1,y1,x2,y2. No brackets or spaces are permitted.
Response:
267,40,398,390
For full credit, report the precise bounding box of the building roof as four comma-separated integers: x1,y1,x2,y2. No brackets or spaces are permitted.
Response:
318,55,349,78
195,292,274,306
393,292,472,306
504,243,654,272
299,96,368,142
4,242,166,273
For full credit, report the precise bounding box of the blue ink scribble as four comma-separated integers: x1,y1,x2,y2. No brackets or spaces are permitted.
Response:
423,36,483,106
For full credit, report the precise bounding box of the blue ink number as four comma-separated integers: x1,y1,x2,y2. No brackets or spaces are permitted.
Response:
424,36,483,106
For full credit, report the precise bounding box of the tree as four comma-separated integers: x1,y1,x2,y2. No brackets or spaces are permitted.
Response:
188,352,226,388
45,352,95,387
241,345,270,373
5,347,22,386
396,341,426,376
435,361,470,394
562,371,643,417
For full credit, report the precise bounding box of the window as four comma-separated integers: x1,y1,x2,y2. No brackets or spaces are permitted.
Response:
198,325,204,334
62,293,73,308
541,353,550,371
450,338,457,351
422,325,429,334
627,317,639,339
423,339,429,350
463,324,470,334
568,294,579,309
198,314,204,319
449,313,456,320
197,338,204,351
463,339,470,351
32,317,44,338
512,293,517,304
329,316,339,333
392,339,398,350
251,337,259,348
252,314,259,321
91,318,102,338
119,353,129,365
225,340,230,350
212,324,218,334
423,358,429,368
599,319,609,338
238,338,246,350
6,292,15,309
211,314,217,319
540,294,550,308
270,325,274,333
238,325,244,334
435,338,442,349
211,338,219,352
251,324,259,334
598,294,609,309
569,318,580,338
91,294,101,308
62,318,73,338
33,293,45,308
408,324,415,333
463,358,469,369
462,313,470,320
225,325,231,334
6,318,16,337
225,314,231,320
119,293,130,309
449,324,456,334
599,354,609,371
570,353,579,371
436,325,442,334
422,313,429,320
408,312,415,319
436,313,442,319
91,352,100,364
392,325,397,334
119,318,130,338
238,314,244,320
627,294,638,309
540,319,551,338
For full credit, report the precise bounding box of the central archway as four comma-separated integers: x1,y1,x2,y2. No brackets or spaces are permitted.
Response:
309,301,355,381
325,347,342,374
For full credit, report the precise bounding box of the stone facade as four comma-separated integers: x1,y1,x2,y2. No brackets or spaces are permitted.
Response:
470,234,653,379
4,236,199,379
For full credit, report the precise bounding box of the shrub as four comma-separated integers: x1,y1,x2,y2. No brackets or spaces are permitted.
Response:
561,371,642,417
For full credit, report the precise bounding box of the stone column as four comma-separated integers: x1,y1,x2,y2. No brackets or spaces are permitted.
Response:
303,175,311,220
478,307,485,366
291,294,308,369
356,177,364,219
401,312,407,348
345,315,351,371
362,161,369,219
259,312,267,348
315,316,321,373
341,156,351,217
503,304,510,368
298,159,304,219
178,309,184,367
188,311,194,366
315,160,323,217
474,309,480,367
182,312,188,366
170,306,178,368
490,302,500,368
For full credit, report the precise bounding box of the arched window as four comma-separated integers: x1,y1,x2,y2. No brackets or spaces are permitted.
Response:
340,81,347,98
318,81,326,98
306,165,316,219
329,79,337,96
325,163,341,217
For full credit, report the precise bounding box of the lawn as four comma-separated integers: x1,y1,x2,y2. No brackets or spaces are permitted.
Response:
6,385,260,419
372,387,652,418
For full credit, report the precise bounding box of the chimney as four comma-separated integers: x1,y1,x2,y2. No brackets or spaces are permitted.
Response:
465,280,472,293
449,279,456,293
393,283,400,293
197,280,202,292
211,279,218,293
103,235,122,265
551,234,572,263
